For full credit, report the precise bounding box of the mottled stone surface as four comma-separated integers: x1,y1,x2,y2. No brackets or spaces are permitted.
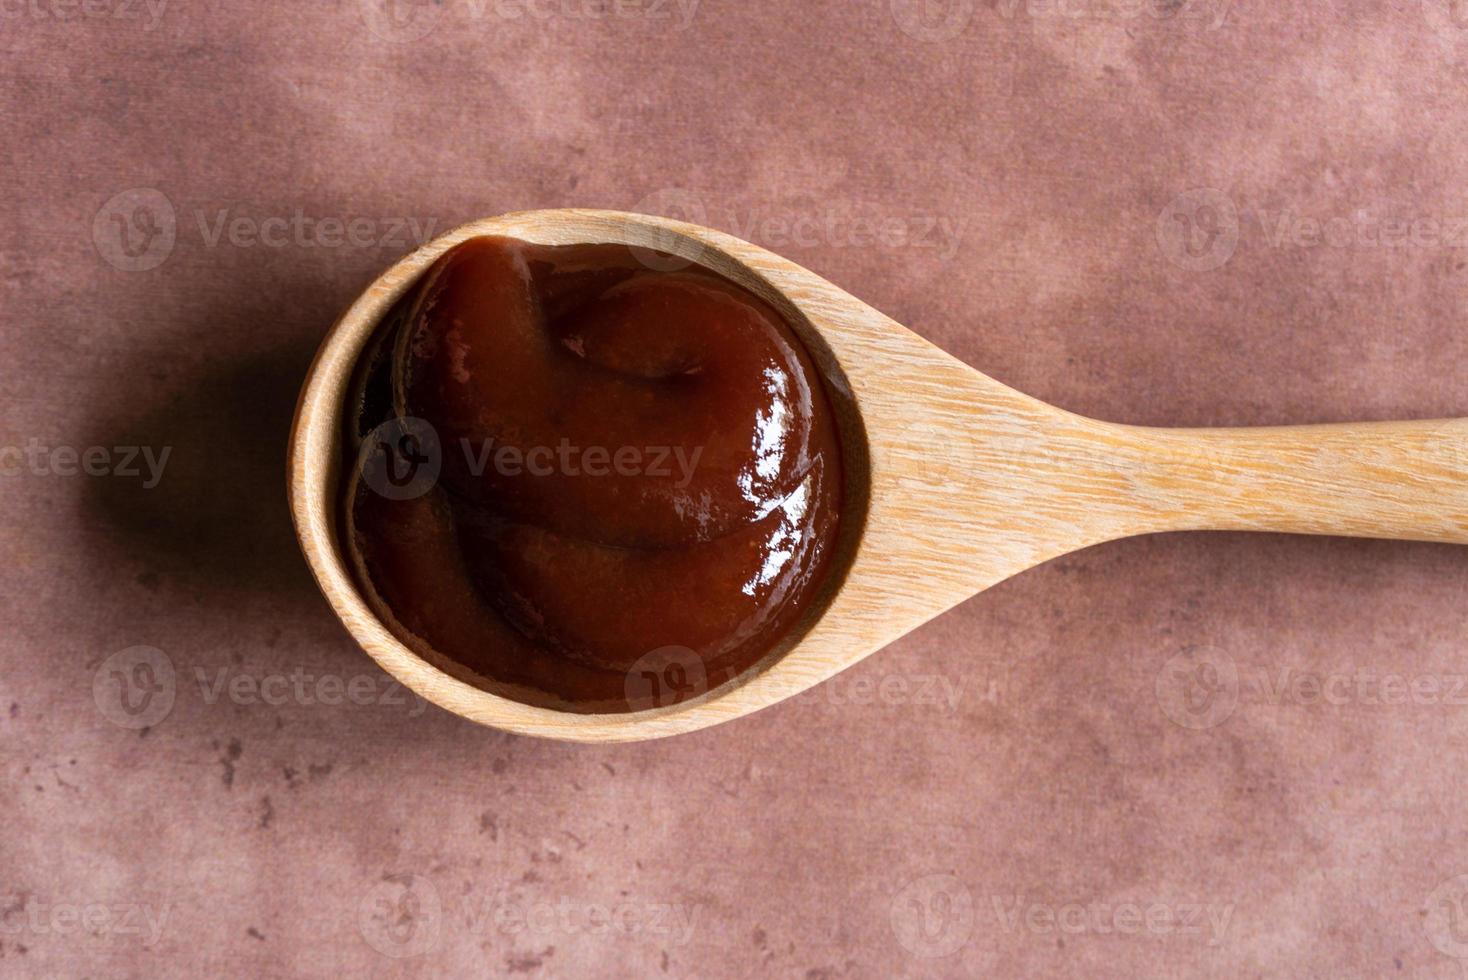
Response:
2,1,1467,976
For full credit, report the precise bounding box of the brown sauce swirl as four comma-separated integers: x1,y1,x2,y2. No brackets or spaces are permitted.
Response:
343,236,844,712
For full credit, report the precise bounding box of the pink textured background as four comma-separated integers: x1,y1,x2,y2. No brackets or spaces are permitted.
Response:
4,1,1468,976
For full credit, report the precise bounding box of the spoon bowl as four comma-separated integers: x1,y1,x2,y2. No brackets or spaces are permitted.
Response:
288,208,1468,741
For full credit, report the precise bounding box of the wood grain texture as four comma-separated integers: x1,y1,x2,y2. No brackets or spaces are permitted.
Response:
287,209,1468,742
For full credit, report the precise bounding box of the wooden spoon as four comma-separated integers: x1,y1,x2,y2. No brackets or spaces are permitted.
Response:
287,208,1468,742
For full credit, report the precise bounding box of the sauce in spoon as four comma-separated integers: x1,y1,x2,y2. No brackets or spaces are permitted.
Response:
343,236,845,712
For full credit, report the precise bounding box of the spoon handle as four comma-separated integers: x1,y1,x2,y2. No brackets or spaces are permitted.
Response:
1125,419,1468,544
